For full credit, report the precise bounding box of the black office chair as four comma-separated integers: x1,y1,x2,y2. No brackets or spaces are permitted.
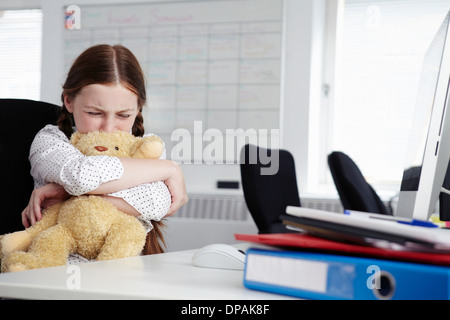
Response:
0,99,60,234
328,151,391,215
240,144,301,234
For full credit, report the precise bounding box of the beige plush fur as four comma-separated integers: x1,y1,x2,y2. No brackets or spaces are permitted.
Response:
0,131,164,272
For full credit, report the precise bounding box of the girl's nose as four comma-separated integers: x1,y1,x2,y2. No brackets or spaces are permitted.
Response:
101,119,115,133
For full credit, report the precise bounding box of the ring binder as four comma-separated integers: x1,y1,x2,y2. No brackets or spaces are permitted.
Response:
243,248,450,300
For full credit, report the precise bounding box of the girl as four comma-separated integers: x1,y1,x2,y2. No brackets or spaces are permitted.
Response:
21,44,188,260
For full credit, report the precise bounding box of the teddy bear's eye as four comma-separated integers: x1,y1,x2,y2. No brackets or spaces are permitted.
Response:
115,146,119,150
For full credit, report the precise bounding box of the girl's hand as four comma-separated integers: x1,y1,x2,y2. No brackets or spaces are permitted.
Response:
164,162,188,217
21,183,70,228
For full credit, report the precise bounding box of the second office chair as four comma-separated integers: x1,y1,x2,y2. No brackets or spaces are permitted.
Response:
328,151,391,215
240,144,301,233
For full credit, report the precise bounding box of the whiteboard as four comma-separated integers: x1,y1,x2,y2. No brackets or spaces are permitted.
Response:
62,0,283,162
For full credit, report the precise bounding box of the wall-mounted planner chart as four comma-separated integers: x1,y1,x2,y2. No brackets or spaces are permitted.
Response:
64,0,283,161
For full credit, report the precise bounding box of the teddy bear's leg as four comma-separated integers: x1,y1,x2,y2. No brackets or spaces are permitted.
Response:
96,217,146,261
0,235,3,258
0,202,62,259
0,231,31,260
1,224,76,272
26,202,62,238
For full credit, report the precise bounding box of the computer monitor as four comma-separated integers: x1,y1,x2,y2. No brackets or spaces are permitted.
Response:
396,11,450,221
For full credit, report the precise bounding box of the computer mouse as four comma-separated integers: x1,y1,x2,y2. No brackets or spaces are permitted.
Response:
192,243,246,270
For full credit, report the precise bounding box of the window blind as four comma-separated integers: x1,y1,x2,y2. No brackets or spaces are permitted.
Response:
0,9,42,100
331,0,450,189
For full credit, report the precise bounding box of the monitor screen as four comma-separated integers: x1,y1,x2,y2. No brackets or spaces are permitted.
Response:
396,11,450,220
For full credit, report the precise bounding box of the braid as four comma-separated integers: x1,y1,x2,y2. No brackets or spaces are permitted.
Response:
132,109,145,137
57,100,75,139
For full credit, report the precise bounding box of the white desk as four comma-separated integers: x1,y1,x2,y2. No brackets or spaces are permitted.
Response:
0,243,293,300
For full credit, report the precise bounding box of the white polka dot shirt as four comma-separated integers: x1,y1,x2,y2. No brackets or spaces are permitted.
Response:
29,125,171,232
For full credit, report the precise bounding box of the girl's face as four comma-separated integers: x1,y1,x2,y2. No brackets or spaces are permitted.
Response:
64,83,139,134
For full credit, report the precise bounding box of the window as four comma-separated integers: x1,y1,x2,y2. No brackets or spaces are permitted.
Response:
318,0,450,196
0,9,42,100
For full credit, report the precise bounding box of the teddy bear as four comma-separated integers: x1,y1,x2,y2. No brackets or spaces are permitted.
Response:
0,130,166,272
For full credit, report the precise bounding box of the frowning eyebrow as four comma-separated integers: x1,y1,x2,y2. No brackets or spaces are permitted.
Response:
83,105,136,113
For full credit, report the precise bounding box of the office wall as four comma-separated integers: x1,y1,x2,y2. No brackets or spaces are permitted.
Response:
35,0,327,250
39,0,327,198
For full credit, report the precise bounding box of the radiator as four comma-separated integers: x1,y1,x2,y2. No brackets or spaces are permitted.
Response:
175,194,344,220
164,194,344,251
301,198,344,213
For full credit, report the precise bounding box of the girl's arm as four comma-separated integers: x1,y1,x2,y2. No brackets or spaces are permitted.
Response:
88,158,187,216
31,126,187,206
22,185,145,228
88,158,178,194
30,125,125,196
21,183,70,228
26,126,187,226
89,158,188,216
22,174,183,229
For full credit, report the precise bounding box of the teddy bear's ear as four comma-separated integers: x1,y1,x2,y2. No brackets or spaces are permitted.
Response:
70,132,83,145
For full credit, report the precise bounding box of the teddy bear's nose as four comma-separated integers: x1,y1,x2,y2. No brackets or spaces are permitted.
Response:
95,146,108,152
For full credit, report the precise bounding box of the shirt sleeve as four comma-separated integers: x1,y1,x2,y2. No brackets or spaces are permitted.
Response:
108,181,171,232
107,134,171,231
30,125,124,196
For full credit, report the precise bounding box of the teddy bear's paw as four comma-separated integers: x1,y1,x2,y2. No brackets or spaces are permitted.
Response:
0,235,4,259
1,252,33,273
6,262,28,273
135,140,164,159
0,231,32,257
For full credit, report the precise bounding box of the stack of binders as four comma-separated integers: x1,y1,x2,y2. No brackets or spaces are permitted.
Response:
236,207,450,300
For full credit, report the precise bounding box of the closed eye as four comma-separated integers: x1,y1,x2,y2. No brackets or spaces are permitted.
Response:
87,112,102,116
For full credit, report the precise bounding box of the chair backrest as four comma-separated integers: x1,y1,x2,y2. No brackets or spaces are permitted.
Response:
240,144,301,234
0,99,60,234
328,151,390,215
